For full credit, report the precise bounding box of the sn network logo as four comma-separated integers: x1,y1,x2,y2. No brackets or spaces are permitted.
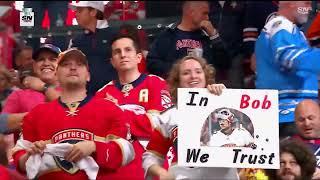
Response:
20,8,34,27
297,7,312,15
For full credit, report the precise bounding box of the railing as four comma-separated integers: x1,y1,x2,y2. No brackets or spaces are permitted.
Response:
19,17,180,40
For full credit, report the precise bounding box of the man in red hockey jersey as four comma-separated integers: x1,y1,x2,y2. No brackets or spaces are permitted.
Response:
12,48,135,179
95,34,172,179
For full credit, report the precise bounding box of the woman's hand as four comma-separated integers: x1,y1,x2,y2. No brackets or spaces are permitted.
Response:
207,84,226,96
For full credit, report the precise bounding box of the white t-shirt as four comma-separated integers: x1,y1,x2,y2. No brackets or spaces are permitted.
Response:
209,128,254,147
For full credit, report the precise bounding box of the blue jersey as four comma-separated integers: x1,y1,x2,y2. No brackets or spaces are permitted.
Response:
255,15,320,123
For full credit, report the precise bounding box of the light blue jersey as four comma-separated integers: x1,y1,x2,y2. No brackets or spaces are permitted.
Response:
255,15,320,123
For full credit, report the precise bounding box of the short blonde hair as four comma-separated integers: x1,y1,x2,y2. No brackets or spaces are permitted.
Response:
167,55,216,103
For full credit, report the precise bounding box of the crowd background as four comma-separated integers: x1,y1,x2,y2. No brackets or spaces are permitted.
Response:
0,1,319,179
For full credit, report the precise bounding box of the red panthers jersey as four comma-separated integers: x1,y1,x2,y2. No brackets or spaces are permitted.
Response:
96,74,172,141
96,73,172,180
12,96,134,180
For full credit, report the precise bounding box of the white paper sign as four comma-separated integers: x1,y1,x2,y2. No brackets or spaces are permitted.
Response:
177,88,279,169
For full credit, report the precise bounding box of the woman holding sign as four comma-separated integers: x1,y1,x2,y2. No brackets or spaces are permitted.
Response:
142,56,239,179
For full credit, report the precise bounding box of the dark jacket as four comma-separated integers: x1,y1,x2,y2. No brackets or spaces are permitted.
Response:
242,1,278,58
146,22,230,78
70,21,118,95
209,1,246,58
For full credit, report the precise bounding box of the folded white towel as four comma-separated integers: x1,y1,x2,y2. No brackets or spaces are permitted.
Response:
16,139,99,180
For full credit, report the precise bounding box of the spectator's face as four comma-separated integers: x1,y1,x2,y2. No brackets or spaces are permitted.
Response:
291,1,312,24
111,38,142,72
179,59,206,88
75,7,95,27
277,152,302,180
15,49,33,69
33,51,58,83
191,2,209,28
295,101,320,139
56,58,89,88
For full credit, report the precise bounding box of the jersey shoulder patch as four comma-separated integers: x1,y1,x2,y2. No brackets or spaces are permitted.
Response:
264,16,294,37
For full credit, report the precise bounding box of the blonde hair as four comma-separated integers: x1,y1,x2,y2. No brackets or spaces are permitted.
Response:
167,55,216,103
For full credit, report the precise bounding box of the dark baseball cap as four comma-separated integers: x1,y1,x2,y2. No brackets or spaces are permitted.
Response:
32,44,61,60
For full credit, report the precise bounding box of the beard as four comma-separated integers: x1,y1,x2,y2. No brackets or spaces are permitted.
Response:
278,170,302,180
62,80,86,91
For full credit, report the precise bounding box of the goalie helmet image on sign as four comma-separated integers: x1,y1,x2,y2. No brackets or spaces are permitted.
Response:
200,107,255,148
216,108,234,123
